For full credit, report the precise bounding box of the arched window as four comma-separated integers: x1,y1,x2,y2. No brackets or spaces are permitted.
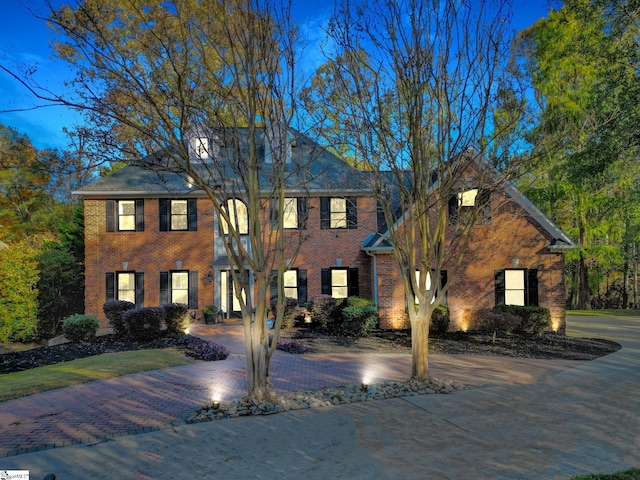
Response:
221,199,249,235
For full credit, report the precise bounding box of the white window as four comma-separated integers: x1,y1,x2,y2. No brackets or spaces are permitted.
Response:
458,189,479,207
170,200,188,230
172,271,189,305
192,137,209,159
284,269,298,299
505,269,526,306
117,272,135,303
331,269,349,298
414,270,433,305
330,198,347,228
221,199,249,235
118,200,136,231
283,198,298,229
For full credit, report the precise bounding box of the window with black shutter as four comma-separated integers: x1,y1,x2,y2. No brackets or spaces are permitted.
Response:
160,199,197,231
495,268,538,306
320,197,357,229
106,200,144,232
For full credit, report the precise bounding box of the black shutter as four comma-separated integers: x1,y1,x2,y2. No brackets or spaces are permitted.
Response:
347,197,357,229
269,198,279,227
439,270,448,305
188,271,199,309
159,199,168,231
160,272,169,304
320,197,330,229
321,268,331,295
479,189,491,225
188,199,198,231
495,270,505,305
348,268,359,297
527,269,539,306
298,269,308,305
135,272,144,307
106,200,115,232
298,198,307,230
269,270,278,305
448,195,459,225
106,272,115,302
135,199,144,231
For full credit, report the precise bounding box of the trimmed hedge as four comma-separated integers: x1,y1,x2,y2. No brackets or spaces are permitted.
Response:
62,314,99,343
162,303,189,334
341,305,379,337
103,300,136,337
493,305,552,336
122,307,165,341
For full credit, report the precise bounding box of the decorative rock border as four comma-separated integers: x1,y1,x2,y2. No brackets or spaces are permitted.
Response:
188,378,468,423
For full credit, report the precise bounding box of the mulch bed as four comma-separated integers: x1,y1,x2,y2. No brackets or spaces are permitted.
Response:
0,329,621,375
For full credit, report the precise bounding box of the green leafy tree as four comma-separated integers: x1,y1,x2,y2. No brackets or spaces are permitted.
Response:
0,241,39,342
517,0,640,308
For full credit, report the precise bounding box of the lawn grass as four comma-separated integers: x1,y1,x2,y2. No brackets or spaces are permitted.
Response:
570,468,640,479
0,348,196,402
567,309,640,317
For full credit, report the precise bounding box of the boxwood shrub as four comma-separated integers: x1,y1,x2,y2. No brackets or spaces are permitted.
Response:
122,307,165,341
103,300,136,337
62,314,99,343
162,303,189,334
341,304,379,337
493,304,551,336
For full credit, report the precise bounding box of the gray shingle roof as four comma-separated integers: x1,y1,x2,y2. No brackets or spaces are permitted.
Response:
73,128,372,197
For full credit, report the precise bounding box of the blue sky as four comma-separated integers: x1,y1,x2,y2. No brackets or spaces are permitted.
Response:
0,0,553,151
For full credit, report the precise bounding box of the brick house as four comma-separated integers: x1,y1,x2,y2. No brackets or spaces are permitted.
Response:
74,128,575,332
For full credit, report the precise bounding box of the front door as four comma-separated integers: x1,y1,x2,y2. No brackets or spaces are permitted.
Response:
220,270,247,318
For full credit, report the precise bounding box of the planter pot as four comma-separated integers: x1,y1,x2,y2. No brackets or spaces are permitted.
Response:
204,313,216,325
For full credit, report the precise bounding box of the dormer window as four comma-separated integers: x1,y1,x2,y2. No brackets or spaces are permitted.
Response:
449,188,491,225
264,125,293,164
192,137,209,159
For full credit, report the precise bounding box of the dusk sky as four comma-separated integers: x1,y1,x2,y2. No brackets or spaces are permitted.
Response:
0,0,554,151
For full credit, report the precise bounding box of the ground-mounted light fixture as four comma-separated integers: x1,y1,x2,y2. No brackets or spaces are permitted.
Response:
211,399,221,410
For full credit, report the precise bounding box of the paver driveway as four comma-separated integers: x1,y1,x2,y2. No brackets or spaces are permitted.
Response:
1,315,638,479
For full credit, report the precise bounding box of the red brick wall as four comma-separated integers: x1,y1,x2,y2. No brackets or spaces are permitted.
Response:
84,195,378,327
375,192,568,332
84,198,215,327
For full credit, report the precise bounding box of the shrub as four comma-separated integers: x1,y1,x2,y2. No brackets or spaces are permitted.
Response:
62,314,99,343
103,300,136,337
341,305,379,337
122,307,165,341
175,335,230,361
345,296,375,308
494,304,551,336
469,308,521,342
270,335,312,354
270,297,299,328
162,303,189,334
307,295,338,330
429,305,450,337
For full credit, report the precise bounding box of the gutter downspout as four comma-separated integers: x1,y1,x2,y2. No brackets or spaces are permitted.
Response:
365,249,378,307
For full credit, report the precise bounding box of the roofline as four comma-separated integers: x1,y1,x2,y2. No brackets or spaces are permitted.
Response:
369,148,577,251
72,188,374,198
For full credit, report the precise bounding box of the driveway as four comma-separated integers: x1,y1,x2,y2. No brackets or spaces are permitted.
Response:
1,314,638,479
